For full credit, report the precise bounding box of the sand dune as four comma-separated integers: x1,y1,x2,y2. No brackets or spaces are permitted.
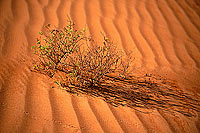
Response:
0,0,200,132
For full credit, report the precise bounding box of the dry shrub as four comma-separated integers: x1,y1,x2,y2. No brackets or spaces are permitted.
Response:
32,18,200,117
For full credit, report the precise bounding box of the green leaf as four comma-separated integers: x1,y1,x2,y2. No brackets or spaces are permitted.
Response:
31,45,37,49
37,40,41,44
39,31,43,35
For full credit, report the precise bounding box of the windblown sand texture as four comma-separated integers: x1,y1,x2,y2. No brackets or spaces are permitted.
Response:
0,0,200,132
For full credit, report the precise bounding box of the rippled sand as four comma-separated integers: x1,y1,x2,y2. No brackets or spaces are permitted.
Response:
0,0,200,132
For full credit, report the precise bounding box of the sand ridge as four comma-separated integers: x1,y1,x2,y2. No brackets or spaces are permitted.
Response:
0,0,200,132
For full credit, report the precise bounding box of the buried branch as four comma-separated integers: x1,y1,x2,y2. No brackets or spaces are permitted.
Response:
31,18,200,117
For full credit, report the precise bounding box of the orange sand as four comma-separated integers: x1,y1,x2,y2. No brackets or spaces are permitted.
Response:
0,0,200,132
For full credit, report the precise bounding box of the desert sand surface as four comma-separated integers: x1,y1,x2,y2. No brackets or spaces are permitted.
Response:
0,0,200,132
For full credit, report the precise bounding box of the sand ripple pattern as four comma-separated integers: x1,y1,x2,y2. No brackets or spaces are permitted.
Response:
0,0,200,132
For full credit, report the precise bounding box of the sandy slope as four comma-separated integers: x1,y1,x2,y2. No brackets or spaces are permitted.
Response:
0,0,200,132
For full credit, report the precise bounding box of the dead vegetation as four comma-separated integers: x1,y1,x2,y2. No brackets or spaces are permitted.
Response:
31,18,200,117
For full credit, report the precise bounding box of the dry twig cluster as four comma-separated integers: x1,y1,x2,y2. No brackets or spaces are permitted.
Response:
32,18,200,117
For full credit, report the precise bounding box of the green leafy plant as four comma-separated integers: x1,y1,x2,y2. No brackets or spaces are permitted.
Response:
32,18,132,88
31,18,200,117
32,19,88,78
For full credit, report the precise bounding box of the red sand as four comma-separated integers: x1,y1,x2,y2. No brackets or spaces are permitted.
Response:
0,0,200,132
